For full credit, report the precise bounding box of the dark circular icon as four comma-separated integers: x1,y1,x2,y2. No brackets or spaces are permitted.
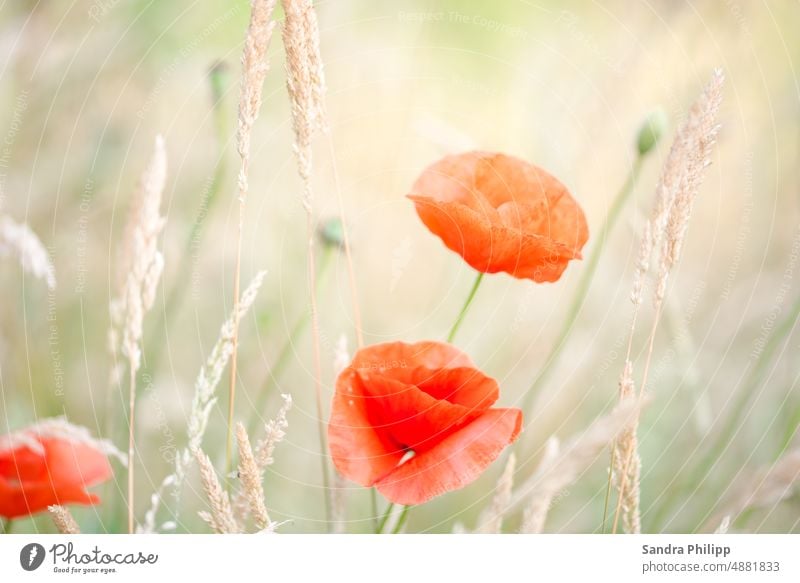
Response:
19,543,46,571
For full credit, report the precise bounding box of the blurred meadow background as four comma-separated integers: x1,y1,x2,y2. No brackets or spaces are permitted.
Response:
0,0,799,533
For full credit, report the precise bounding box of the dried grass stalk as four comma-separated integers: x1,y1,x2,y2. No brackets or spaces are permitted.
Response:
48,505,80,534
139,272,266,533
512,397,648,533
253,393,292,469
107,135,167,533
195,448,241,534
520,438,560,534
611,360,641,533
476,453,516,534
0,215,56,289
281,0,326,210
280,0,331,523
109,135,167,375
235,422,271,530
231,394,291,530
612,70,724,534
227,0,279,474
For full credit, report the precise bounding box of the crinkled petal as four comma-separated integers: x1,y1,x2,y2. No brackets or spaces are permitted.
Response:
410,196,579,282
374,408,522,505
328,368,405,486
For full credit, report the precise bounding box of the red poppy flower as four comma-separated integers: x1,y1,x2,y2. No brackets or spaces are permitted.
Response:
409,151,588,282
328,341,522,505
0,419,116,519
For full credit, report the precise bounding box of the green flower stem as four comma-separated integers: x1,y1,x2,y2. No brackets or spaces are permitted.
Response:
391,505,411,534
246,245,334,437
520,155,645,417
370,488,379,532
143,64,230,375
447,272,484,343
1,519,13,534
376,502,396,534
375,502,411,534
650,291,800,531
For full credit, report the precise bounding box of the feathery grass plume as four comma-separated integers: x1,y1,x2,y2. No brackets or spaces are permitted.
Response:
476,453,516,534
227,0,279,476
195,448,241,534
177,272,266,490
281,0,326,207
510,397,648,532
611,70,724,534
0,215,56,289
235,422,271,530
139,271,265,533
232,393,291,528
48,506,80,534
611,360,641,533
520,438,560,534
719,448,800,523
137,475,176,534
253,393,292,469
107,135,167,533
655,70,725,302
280,0,332,523
631,70,723,307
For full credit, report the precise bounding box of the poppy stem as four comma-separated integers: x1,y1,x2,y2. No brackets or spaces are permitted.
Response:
447,272,484,343
375,502,395,533
246,245,334,437
1,518,13,534
370,488,379,532
520,155,645,416
391,505,411,534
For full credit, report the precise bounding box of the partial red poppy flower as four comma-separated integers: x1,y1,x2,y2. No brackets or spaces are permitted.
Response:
0,418,119,519
328,341,522,505
409,151,589,282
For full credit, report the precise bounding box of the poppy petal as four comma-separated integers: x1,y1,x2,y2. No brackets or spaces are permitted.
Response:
410,195,577,282
411,366,499,410
374,407,523,505
350,340,474,372
409,151,588,282
355,371,485,454
328,368,405,486
44,439,113,490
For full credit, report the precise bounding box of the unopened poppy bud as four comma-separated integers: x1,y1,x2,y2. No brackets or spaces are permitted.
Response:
636,109,668,155
318,217,346,249
208,61,231,104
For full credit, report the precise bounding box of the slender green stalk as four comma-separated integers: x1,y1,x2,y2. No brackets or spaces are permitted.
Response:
370,488,379,532
1,519,13,534
520,155,644,417
391,505,411,534
143,63,230,375
376,502,396,534
447,272,484,343
650,291,800,530
779,398,800,456
601,447,617,534
246,246,333,436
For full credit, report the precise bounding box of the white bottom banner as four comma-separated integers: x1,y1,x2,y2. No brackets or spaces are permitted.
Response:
1,534,797,582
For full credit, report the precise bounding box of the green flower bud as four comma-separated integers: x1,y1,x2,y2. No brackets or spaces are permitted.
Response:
208,61,231,104
636,108,668,156
318,217,346,250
